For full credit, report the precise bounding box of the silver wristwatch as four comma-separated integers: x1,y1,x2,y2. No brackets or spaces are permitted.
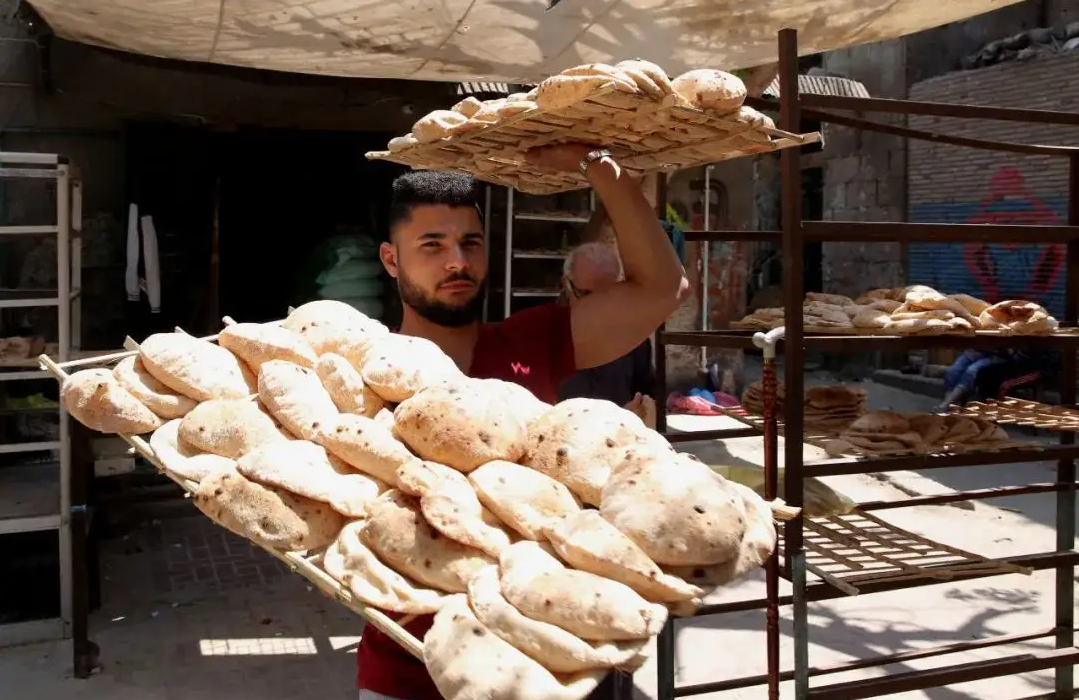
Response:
579,148,613,177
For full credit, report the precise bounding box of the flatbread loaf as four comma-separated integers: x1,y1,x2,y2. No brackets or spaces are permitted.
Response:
237,440,387,518
113,356,197,419
218,322,317,371
979,300,1059,335
467,566,649,674
62,368,163,434
663,483,777,587
805,292,855,307
851,307,890,329
373,407,396,430
178,398,290,458
671,69,746,114
450,96,483,117
413,110,469,142
192,471,343,551
394,381,528,472
424,595,605,700
282,300,388,360
149,419,238,482
315,353,385,418
361,490,493,593
499,541,668,641
469,460,582,540
322,521,446,614
138,332,256,401
950,293,990,316
258,360,340,441
544,510,701,603
524,398,673,505
477,378,551,428
361,334,465,402
395,460,514,558
315,412,415,485
388,134,418,152
601,449,747,567
535,74,632,111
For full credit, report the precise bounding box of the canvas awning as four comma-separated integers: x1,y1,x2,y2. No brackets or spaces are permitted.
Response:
28,0,1025,84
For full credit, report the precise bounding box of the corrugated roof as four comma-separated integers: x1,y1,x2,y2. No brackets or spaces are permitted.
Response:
764,74,871,99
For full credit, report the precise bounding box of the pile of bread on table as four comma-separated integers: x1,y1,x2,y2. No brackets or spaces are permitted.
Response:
387,59,771,151
740,382,867,433
736,286,1059,336
825,410,1016,457
57,300,778,700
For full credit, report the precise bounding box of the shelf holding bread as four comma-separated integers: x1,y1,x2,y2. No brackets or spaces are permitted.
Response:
733,286,1064,336
42,299,800,700
365,60,820,195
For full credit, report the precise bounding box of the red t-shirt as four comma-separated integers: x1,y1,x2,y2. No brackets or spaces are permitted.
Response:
356,303,577,699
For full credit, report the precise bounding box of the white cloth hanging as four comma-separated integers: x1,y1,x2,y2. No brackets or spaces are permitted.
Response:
140,215,162,314
125,203,140,301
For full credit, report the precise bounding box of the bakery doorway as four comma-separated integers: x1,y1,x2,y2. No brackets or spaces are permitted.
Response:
216,128,402,326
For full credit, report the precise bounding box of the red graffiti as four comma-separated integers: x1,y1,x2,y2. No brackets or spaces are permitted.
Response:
961,167,1063,303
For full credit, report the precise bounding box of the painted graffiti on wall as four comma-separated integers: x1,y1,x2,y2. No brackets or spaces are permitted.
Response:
909,166,1067,317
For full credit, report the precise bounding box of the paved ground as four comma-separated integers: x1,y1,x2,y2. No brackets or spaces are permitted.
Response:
1,378,1076,700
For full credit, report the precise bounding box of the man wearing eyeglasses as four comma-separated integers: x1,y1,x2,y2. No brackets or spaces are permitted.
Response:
558,241,656,426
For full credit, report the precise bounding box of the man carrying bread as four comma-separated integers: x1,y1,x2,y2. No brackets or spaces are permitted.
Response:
362,144,688,700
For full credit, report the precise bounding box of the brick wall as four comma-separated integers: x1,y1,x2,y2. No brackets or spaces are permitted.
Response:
907,52,1079,316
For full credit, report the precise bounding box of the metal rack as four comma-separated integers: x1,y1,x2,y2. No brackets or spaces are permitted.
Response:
654,29,1079,700
0,152,81,647
502,188,595,318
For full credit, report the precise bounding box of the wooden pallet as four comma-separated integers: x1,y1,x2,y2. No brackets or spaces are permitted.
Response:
950,399,1079,432
365,86,820,194
780,511,1032,595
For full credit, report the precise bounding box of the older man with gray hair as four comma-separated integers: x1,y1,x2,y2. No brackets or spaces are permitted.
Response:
558,241,656,423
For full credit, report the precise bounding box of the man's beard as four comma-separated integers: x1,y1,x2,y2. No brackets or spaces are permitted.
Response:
397,270,486,328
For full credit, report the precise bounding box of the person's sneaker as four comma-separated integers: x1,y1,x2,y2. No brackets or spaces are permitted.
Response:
932,403,951,415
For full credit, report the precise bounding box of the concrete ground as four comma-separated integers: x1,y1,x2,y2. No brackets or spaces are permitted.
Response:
1,379,1076,700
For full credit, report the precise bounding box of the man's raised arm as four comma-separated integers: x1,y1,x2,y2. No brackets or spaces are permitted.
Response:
526,144,689,370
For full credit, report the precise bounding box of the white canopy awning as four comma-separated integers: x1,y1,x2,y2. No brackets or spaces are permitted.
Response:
29,0,1024,84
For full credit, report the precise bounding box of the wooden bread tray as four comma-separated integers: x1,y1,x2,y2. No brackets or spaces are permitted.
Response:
949,399,1079,432
38,321,803,660
728,322,1079,338
365,87,821,195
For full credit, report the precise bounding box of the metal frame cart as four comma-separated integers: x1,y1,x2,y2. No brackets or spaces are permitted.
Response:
0,152,82,648
655,28,1079,700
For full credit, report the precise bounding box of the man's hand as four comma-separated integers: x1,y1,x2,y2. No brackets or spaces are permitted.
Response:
624,393,657,429
523,143,598,173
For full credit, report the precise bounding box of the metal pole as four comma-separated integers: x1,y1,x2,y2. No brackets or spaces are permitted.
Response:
776,27,809,700
1056,154,1079,699
503,187,514,320
56,163,73,638
483,185,492,322
701,165,712,370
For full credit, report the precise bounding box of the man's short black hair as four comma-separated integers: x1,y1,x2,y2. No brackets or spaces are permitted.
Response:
388,170,482,239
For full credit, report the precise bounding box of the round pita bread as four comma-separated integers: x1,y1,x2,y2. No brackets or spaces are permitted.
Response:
361,490,493,593
258,360,340,441
467,566,649,674
425,595,606,700
671,69,746,114
315,412,415,485
178,398,290,458
192,470,344,552
394,381,527,472
361,334,465,403
282,300,388,360
469,461,582,540
218,322,317,372
498,541,668,641
62,368,163,435
149,419,238,482
524,398,673,506
322,521,446,614
138,333,256,401
663,483,777,587
113,355,197,419
544,510,702,603
601,449,747,567
315,353,385,418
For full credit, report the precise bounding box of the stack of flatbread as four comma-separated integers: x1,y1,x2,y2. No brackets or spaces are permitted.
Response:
55,298,780,700
741,382,867,432
825,410,1016,457
735,286,1062,336
383,60,774,156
